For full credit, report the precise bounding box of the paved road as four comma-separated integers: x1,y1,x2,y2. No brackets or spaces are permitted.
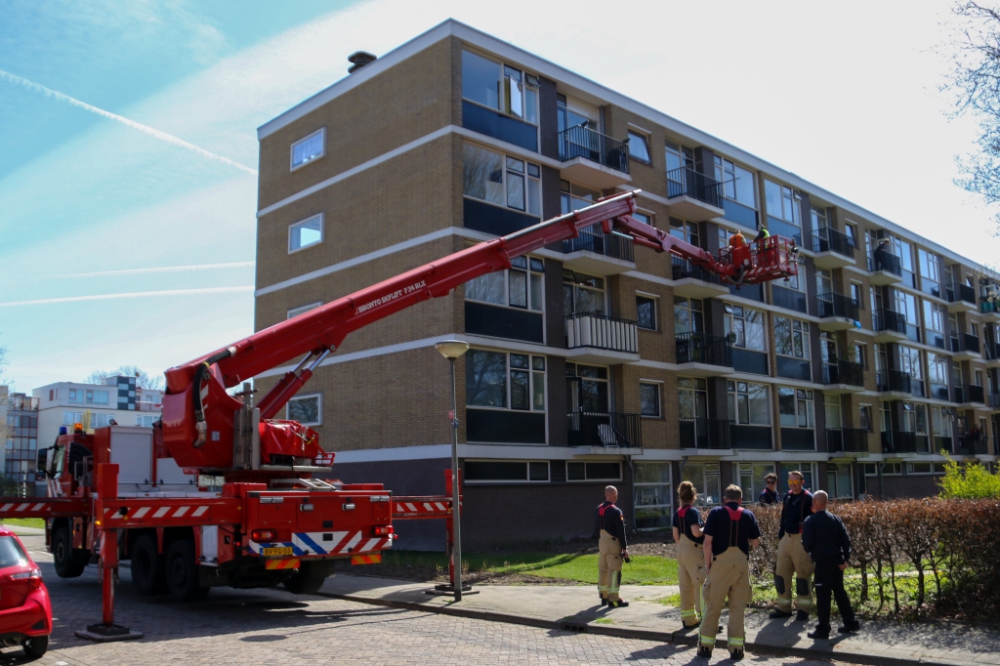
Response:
8,535,842,666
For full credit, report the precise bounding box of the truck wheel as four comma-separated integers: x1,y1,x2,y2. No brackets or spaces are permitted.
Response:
131,534,166,596
283,561,334,595
53,526,87,578
164,538,209,602
23,635,48,658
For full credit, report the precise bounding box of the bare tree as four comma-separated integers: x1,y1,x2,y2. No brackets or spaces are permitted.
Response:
85,365,165,391
944,2,1000,227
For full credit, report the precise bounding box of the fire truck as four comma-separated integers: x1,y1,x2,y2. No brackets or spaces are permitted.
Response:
8,190,795,638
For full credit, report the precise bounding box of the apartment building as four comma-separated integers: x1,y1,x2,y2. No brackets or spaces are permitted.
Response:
253,20,998,548
4,392,39,490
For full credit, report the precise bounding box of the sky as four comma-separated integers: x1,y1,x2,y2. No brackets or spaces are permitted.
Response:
0,0,995,393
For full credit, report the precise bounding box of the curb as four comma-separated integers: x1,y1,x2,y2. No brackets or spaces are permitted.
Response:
324,591,958,666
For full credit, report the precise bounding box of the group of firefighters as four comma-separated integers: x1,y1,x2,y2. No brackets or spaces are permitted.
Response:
594,471,861,662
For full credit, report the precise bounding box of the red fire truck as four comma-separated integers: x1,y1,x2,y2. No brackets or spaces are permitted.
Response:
9,190,796,638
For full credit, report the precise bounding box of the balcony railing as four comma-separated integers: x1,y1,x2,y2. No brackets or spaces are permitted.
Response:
945,282,977,306
827,427,869,453
671,255,723,284
823,360,864,387
560,225,635,261
558,125,630,174
565,313,638,353
817,292,860,320
567,410,641,448
954,438,989,455
869,251,903,275
666,166,723,208
812,227,854,257
678,417,733,449
874,308,907,335
883,431,920,454
953,384,986,404
675,332,733,367
950,332,981,355
877,369,912,393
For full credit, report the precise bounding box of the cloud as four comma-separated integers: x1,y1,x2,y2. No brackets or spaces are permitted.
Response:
0,286,253,308
57,261,255,279
0,68,256,175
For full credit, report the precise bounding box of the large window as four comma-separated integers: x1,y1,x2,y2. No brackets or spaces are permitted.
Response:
467,351,546,411
680,462,721,507
714,156,757,208
463,144,541,215
287,393,322,426
898,345,923,382
764,180,802,226
466,257,544,311
774,317,810,360
566,363,608,412
727,381,770,425
923,301,946,348
779,387,814,428
461,50,539,123
779,463,816,493
465,460,549,483
289,214,323,253
567,461,622,481
827,464,853,499
724,304,765,351
564,271,606,315
678,377,707,420
636,294,658,330
634,462,673,529
639,382,661,417
290,128,324,170
674,297,703,335
560,180,600,213
738,463,776,504
628,131,651,163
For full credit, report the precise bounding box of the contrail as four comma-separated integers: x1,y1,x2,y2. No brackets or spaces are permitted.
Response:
0,69,258,176
58,261,255,279
0,286,253,307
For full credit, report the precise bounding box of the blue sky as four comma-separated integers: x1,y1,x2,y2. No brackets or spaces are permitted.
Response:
0,0,995,393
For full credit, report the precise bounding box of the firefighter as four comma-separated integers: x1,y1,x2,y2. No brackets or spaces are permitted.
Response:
802,490,861,639
595,485,629,608
758,472,779,504
728,230,750,283
770,470,814,621
697,484,761,662
672,481,705,628
754,226,770,243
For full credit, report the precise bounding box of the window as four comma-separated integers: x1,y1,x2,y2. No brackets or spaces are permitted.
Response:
466,257,544,311
845,223,858,247
634,462,673,529
865,462,902,476
713,156,757,208
764,180,802,225
680,462,721,507
566,364,608,412
898,346,923,382
724,304,765,351
466,460,549,483
467,351,546,411
919,248,940,283
738,463,776,503
850,282,863,306
674,296,704,335
86,390,109,405
827,464,853,499
63,411,83,426
633,211,652,225
464,144,541,215
636,295,657,330
678,377,707,420
928,353,949,385
560,180,600,213
860,404,873,431
639,382,661,417
290,129,324,170
779,387,814,428
924,301,946,346
727,381,771,425
287,302,322,320
289,214,323,253
902,402,928,438
779,463,816,493
134,415,154,427
462,50,501,109
68,389,82,404
853,343,867,368
774,317,809,359
461,50,538,122
932,406,953,439
287,393,322,426
567,461,622,481
906,462,934,475
564,271,606,315
627,131,651,163
669,217,698,244
825,394,842,428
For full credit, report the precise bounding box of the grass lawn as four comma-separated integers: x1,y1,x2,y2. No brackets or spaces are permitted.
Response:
0,518,44,529
380,551,678,585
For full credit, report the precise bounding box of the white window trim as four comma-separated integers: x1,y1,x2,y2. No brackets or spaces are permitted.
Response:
287,302,323,320
639,381,662,418
627,129,653,164
565,460,623,482
288,213,324,254
286,392,323,426
290,128,326,172
465,351,547,414
465,258,546,313
464,459,550,484
636,293,659,331
463,142,542,216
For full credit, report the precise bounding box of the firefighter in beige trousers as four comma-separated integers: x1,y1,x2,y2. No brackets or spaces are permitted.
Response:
672,481,705,627
698,484,761,662
771,471,815,620
595,485,630,607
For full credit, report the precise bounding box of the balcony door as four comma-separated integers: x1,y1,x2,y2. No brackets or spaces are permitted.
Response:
678,377,708,448
566,363,609,413
563,270,607,316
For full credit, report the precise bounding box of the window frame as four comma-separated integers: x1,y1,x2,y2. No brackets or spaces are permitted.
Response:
466,350,547,413
738,462,776,504
633,462,673,530
464,460,550,484
290,128,326,171
774,316,810,360
288,214,324,254
286,393,322,427
764,179,802,226
636,293,658,331
724,304,766,351
639,381,662,418
627,130,652,164
778,387,815,429
464,143,541,216
713,155,757,209
566,461,623,482
727,380,772,426
466,256,545,313
461,50,540,125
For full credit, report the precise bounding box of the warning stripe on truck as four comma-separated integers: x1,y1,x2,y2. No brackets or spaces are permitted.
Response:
248,531,391,557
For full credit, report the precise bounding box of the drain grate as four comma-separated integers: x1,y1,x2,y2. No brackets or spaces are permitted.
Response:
559,621,589,633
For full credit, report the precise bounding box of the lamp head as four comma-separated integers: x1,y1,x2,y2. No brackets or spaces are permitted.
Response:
435,340,470,360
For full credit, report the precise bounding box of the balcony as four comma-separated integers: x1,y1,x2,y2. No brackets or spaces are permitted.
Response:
565,312,639,364
953,384,986,406
675,332,734,377
671,257,729,298
822,360,865,393
679,417,733,450
868,252,903,286
665,167,725,222
981,299,1000,323
811,228,856,269
989,392,1000,411
558,126,631,189
817,292,860,331
827,428,870,454
945,283,977,313
951,332,981,360
882,431,929,454
953,439,989,456
873,308,907,342
985,338,1000,367
877,369,912,399
568,410,642,452
559,226,635,276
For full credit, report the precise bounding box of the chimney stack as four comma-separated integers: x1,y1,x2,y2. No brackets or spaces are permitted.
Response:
348,51,377,74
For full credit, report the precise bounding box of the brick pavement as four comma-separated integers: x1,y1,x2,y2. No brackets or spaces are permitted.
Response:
6,535,840,666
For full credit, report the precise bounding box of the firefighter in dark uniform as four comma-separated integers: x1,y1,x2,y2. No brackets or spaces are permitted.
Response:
802,490,861,639
698,484,761,662
594,485,629,608
759,472,779,504
771,470,814,620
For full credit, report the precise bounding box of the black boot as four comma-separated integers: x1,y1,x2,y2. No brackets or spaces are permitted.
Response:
795,610,809,622
769,609,792,619
611,599,629,608
730,648,744,661
838,621,861,633
696,645,712,659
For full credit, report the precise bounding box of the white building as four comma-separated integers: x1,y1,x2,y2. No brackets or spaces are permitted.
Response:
32,377,163,448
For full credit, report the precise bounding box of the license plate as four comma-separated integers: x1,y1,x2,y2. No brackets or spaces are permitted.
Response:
262,546,293,557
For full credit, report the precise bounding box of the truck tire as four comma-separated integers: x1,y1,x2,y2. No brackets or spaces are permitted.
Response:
131,534,166,596
23,635,48,658
164,538,209,602
52,525,87,578
283,561,334,595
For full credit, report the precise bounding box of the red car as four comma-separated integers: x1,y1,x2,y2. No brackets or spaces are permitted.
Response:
0,527,51,658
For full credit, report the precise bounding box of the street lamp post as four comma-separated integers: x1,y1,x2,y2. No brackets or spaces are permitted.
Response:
435,340,469,601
